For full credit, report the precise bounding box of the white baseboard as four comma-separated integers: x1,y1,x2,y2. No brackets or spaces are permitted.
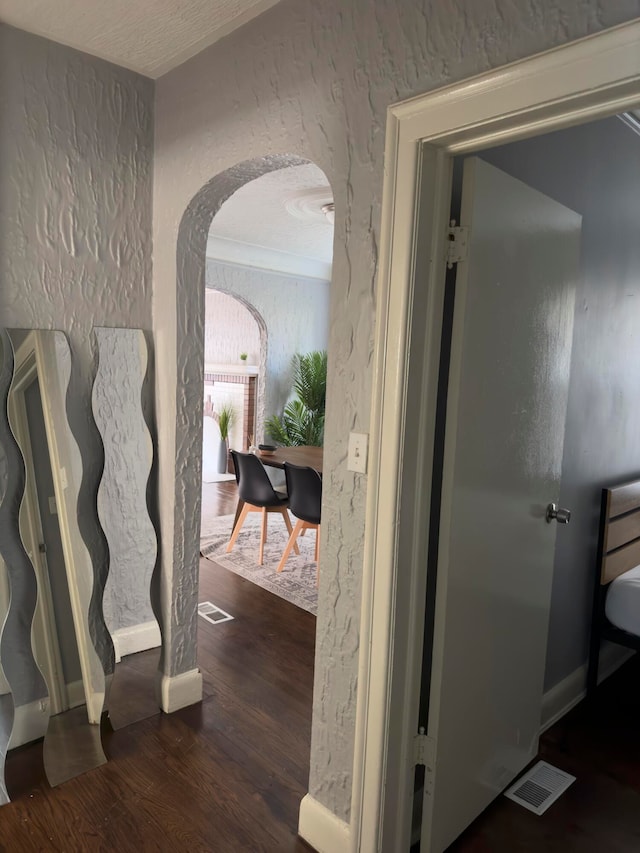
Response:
541,642,635,734
298,794,351,853
112,620,161,664
159,668,203,713
9,697,49,750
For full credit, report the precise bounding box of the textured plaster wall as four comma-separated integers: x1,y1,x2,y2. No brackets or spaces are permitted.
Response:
482,116,640,691
204,286,267,444
206,261,330,430
204,289,261,366
153,0,640,820
0,25,154,679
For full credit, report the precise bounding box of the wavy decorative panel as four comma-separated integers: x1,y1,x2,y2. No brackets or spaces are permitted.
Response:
92,328,159,728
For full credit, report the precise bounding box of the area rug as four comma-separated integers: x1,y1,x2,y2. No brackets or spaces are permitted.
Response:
200,513,318,615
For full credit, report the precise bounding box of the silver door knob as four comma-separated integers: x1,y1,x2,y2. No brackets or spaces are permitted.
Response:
546,503,571,524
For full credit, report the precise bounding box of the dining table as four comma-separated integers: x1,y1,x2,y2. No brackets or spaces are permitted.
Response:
229,445,323,532
257,444,323,474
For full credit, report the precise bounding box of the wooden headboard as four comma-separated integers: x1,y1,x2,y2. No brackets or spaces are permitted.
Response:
600,480,640,585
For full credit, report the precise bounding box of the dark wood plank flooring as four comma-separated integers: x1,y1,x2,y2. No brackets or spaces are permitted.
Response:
202,480,238,519
9,478,638,852
445,654,640,852
2,552,316,852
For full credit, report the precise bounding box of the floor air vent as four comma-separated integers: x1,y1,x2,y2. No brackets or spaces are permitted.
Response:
198,601,234,625
504,761,575,815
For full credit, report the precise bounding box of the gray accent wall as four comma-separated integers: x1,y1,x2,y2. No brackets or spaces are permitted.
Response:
0,25,154,663
206,260,330,430
0,24,154,330
481,116,640,691
153,0,640,821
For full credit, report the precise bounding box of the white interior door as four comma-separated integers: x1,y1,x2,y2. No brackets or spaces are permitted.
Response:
421,157,582,852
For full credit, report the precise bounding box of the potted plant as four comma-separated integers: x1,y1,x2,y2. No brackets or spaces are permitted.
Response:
265,351,327,447
239,352,248,363
216,403,235,473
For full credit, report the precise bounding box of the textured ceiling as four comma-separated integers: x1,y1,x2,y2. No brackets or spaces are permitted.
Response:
209,163,334,264
0,0,280,78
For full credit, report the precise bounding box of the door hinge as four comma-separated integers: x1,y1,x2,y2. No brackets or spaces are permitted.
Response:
446,224,468,268
413,726,435,767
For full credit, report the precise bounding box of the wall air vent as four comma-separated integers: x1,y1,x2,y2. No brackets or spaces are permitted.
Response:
504,761,575,815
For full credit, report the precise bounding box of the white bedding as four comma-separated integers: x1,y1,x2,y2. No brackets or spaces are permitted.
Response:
605,564,640,636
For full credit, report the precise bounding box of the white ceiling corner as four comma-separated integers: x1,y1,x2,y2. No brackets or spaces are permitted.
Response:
0,0,282,78
207,163,334,281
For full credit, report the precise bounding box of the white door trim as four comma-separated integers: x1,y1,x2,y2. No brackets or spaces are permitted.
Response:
350,19,640,853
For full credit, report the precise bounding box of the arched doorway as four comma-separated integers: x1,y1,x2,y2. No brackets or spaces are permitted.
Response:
175,155,334,831
171,156,313,632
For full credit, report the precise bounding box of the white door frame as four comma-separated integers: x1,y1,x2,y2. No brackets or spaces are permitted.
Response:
351,19,640,853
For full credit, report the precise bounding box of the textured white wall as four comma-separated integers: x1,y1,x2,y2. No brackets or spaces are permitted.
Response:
207,261,330,428
204,286,268,443
0,24,154,674
153,0,640,821
204,289,262,366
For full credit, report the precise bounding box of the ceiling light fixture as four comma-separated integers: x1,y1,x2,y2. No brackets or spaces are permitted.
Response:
322,202,336,225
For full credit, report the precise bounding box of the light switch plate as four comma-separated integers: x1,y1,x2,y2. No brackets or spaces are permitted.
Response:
348,432,368,474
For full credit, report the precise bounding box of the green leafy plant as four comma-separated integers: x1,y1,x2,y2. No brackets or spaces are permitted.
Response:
239,352,248,361
217,403,235,441
266,351,327,447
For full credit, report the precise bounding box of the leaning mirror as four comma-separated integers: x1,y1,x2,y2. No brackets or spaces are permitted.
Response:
1,329,106,790
0,327,160,801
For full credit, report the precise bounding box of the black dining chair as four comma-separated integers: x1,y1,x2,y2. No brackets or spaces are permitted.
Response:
227,450,298,565
277,462,322,585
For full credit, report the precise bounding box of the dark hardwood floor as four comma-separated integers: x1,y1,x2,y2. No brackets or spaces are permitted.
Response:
2,552,316,852
202,479,238,518
9,479,638,852
445,654,640,852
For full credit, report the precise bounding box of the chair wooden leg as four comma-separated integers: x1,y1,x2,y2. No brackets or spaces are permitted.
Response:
227,503,251,553
259,508,268,565
231,498,245,535
277,519,305,573
280,507,300,555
